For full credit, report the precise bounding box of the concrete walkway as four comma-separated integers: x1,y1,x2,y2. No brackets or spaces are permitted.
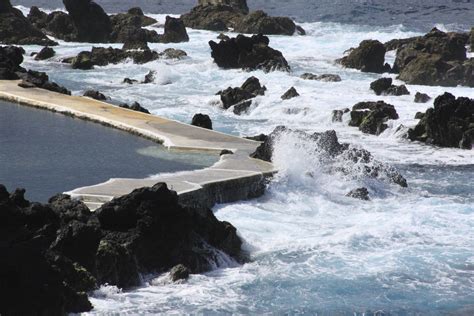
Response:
0,80,276,210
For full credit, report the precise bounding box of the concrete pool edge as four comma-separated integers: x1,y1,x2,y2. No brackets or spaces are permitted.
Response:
0,80,276,210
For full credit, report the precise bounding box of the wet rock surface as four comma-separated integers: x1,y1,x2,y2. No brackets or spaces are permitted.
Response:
218,76,266,114
339,40,390,73
346,187,370,201
0,183,245,314
34,46,55,61
83,90,106,101
369,78,410,96
281,87,300,100
414,92,431,103
158,16,189,44
191,113,213,130
408,92,474,149
300,73,342,82
209,34,290,72
119,101,150,114
393,28,472,87
251,127,407,187
349,101,399,135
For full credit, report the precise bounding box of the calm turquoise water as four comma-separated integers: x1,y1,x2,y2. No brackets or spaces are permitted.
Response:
0,101,217,202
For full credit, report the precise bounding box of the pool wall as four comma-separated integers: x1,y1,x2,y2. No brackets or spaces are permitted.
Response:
0,80,276,210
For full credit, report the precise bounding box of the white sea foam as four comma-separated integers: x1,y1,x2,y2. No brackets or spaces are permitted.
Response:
13,9,474,313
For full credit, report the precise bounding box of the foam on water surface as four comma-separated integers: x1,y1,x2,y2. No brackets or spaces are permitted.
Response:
11,8,474,313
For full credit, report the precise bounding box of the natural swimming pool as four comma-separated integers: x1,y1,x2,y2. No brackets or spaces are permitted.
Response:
0,101,219,202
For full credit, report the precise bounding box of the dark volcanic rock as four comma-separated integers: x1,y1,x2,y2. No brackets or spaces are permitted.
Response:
170,264,190,282
63,0,112,43
300,73,342,82
414,92,431,103
370,77,392,95
123,77,138,84
370,78,410,96
110,12,159,45
198,0,249,14
209,34,290,72
34,46,55,60
44,11,77,41
27,6,48,29
158,16,189,43
191,113,213,130
281,87,299,100
119,101,150,114
339,40,389,73
0,45,24,79
0,182,246,313
349,101,399,135
17,70,71,95
218,76,266,114
332,108,350,122
408,92,474,149
393,28,472,87
182,4,244,32
346,187,370,201
0,0,57,46
250,127,408,187
233,10,295,36
160,48,187,59
83,90,106,100
71,47,160,70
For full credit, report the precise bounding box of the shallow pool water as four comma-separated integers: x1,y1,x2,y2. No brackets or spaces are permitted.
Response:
0,101,218,202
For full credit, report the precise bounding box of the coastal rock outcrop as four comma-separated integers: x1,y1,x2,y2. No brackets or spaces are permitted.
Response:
181,0,299,35
369,77,410,96
414,92,431,103
339,40,390,73
0,183,245,314
0,0,57,46
346,187,370,201
209,34,290,72
83,90,106,100
191,113,213,129
408,92,474,149
393,28,472,87
250,127,407,187
34,46,55,61
17,70,71,95
349,101,399,135
63,0,112,43
217,76,266,114
281,87,299,100
119,101,150,114
158,16,189,43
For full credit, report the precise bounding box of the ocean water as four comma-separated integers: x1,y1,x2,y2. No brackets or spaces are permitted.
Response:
9,3,474,314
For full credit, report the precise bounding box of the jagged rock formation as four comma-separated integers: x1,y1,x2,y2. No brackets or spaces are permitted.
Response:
209,34,290,72
217,76,266,114
349,101,399,135
250,127,408,187
0,183,245,314
339,40,390,73
369,78,410,96
408,92,474,149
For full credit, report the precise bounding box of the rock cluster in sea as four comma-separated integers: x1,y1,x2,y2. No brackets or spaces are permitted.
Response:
181,0,303,35
339,28,473,87
209,34,290,72
217,76,267,114
0,183,245,314
250,127,408,188
408,92,474,149
0,45,70,94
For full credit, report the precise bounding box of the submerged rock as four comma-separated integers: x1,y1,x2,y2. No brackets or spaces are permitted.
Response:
0,183,246,313
281,87,300,100
408,92,474,149
251,127,407,187
170,264,190,282
339,40,389,73
414,92,431,103
191,113,213,130
346,187,370,201
0,0,57,46
300,73,342,82
332,108,350,122
209,34,290,72
218,76,266,114
349,101,399,135
34,46,55,61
